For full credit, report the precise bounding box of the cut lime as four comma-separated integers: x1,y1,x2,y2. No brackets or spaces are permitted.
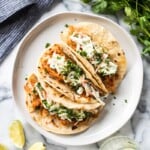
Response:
8,120,25,148
28,142,46,150
0,144,8,150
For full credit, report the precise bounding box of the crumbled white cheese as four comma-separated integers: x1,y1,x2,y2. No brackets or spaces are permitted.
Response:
58,112,70,121
76,111,86,121
70,32,95,58
99,61,117,75
65,71,79,86
94,44,103,53
77,87,84,95
48,53,65,74
102,53,108,59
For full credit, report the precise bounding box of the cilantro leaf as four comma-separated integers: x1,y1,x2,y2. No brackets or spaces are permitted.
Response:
81,0,150,56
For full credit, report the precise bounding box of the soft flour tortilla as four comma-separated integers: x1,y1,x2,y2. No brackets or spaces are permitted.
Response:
38,77,103,110
38,43,106,104
30,108,99,135
61,22,127,93
24,74,103,134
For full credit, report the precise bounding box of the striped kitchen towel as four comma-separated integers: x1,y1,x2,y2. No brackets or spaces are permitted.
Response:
0,0,54,64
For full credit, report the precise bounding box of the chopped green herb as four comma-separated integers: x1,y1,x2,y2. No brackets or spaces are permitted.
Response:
85,111,92,118
55,59,84,93
124,99,128,103
105,58,110,65
57,56,61,59
32,88,37,94
99,70,106,76
42,100,51,109
41,100,91,122
25,77,28,80
93,52,102,65
36,82,43,91
65,24,69,28
61,60,83,77
45,43,50,48
79,50,87,57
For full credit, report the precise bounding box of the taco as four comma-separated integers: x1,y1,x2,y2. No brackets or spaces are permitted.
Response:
24,74,103,134
38,43,106,105
61,22,127,93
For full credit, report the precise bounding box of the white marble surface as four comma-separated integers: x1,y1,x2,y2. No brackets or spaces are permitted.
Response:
0,0,150,149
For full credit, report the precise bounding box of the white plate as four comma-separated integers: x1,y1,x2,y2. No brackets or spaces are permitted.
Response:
12,12,143,146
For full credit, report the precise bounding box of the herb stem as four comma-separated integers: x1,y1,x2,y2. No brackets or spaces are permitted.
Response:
135,0,138,17
143,28,150,38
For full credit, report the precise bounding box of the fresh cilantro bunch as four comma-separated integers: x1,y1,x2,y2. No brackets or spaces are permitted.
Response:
81,0,150,56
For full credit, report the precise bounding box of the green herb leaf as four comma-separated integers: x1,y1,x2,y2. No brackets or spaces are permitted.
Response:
57,56,61,60
42,100,51,109
79,50,87,57
36,82,43,91
61,60,83,77
65,24,69,28
32,88,37,94
82,0,150,56
125,7,132,17
45,43,50,48
124,99,128,103
91,0,108,13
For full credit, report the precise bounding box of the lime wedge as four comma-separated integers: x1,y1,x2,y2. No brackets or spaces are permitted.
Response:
0,144,8,150
8,120,25,148
28,142,46,150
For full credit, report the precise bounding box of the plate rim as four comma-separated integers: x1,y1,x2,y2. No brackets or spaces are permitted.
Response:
11,11,143,146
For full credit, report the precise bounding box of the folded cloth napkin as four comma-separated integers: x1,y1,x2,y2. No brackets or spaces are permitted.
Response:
0,0,54,64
